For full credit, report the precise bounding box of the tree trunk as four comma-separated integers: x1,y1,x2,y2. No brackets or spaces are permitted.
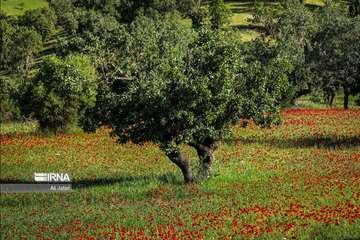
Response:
343,85,350,109
193,0,205,29
194,138,218,180
165,147,193,184
330,93,335,107
325,94,330,106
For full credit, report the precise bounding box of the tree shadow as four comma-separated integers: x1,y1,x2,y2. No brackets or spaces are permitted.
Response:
231,7,253,14
0,173,182,189
72,173,181,189
232,24,264,31
227,135,360,149
230,4,254,13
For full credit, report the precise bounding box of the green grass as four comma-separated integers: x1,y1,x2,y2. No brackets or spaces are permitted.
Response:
0,0,48,16
0,121,38,135
226,1,262,41
305,0,325,6
297,93,359,109
1,108,360,239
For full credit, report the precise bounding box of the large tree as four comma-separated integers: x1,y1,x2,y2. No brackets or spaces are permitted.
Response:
83,16,291,183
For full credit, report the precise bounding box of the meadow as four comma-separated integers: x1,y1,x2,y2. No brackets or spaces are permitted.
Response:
1,0,359,239
1,108,359,239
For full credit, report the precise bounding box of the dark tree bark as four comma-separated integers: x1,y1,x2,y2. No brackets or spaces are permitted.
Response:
343,84,350,109
165,148,193,184
329,93,335,107
325,94,330,106
189,0,205,29
193,138,219,180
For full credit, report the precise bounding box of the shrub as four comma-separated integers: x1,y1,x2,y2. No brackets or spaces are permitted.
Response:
20,8,57,40
30,54,97,133
0,76,21,122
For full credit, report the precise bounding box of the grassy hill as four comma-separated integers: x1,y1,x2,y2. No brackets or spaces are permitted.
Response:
0,0,48,16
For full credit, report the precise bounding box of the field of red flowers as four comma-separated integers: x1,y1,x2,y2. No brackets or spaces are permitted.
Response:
1,108,359,239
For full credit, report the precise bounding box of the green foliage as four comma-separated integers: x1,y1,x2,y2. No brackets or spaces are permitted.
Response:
349,0,360,17
55,9,127,98
209,0,231,29
177,0,207,28
13,27,42,79
1,24,43,78
61,12,79,34
19,7,57,40
310,3,360,108
253,0,317,101
252,0,360,109
56,10,124,55
252,1,280,36
71,0,178,23
118,0,178,22
49,0,73,14
1,10,44,78
49,0,77,34
29,54,97,133
0,17,17,72
242,39,292,124
0,76,21,122
356,95,360,106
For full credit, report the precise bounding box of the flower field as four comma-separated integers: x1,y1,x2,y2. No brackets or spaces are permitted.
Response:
1,108,359,239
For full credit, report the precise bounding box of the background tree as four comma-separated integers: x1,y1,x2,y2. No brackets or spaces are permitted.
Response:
1,15,43,79
49,0,74,15
29,54,97,133
209,0,231,29
310,4,360,109
0,76,21,122
177,0,207,28
10,26,42,80
253,0,318,104
0,16,16,72
19,8,57,40
49,0,78,34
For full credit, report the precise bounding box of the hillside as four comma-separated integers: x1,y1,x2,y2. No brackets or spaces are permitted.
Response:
0,0,48,15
